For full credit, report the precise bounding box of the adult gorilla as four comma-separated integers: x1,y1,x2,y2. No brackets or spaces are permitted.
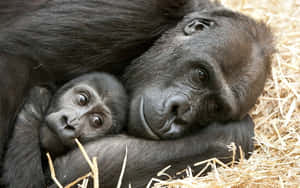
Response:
0,1,274,187
0,0,216,161
52,8,274,187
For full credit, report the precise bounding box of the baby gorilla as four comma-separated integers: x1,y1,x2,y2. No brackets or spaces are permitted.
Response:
40,73,128,157
2,72,128,188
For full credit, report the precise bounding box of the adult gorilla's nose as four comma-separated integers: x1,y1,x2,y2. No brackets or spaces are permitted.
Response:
164,95,191,121
141,94,192,139
128,88,193,140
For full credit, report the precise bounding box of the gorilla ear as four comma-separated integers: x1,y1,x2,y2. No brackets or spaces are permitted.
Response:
157,0,191,18
183,18,215,35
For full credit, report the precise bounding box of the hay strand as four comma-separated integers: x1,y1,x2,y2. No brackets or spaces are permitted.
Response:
47,152,63,188
116,146,128,188
65,173,92,188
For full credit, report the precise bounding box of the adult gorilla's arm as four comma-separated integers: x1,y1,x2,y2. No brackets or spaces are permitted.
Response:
53,116,254,188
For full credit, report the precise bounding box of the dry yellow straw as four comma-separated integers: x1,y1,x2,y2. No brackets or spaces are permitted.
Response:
47,139,100,188
92,157,99,188
46,152,63,188
65,173,92,188
116,146,128,188
74,139,99,188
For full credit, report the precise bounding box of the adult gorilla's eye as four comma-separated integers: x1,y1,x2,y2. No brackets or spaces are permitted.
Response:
191,68,209,84
77,93,89,106
91,115,103,128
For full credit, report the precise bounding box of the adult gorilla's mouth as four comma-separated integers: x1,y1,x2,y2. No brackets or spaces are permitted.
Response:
139,97,160,140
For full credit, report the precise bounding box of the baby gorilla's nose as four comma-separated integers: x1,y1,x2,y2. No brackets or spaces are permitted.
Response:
60,115,80,139
164,95,191,121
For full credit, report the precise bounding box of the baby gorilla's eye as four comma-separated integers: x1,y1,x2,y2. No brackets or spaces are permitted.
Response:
190,68,209,84
77,93,89,106
91,115,104,128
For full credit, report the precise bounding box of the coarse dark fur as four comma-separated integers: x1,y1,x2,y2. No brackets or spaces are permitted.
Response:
0,0,273,160
0,0,274,187
0,0,216,161
2,87,51,188
49,7,274,188
2,73,128,188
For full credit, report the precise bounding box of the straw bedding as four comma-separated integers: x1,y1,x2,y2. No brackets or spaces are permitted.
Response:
151,0,300,187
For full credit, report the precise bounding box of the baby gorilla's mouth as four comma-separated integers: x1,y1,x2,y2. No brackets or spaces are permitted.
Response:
139,97,160,140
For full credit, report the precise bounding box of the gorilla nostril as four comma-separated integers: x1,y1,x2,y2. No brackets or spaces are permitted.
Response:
61,115,76,130
171,104,179,116
61,115,68,125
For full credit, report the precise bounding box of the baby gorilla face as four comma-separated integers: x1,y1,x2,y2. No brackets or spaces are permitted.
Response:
46,84,113,143
40,73,127,156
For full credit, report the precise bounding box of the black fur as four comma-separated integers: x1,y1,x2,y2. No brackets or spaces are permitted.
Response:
0,0,274,187
0,0,216,162
2,87,51,188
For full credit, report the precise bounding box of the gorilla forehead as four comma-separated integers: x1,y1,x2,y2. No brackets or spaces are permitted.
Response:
55,72,122,97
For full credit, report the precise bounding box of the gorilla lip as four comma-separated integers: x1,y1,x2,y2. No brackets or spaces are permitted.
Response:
159,116,176,133
139,97,160,140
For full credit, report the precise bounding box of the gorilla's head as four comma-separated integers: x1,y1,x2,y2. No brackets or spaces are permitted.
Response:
124,9,274,139
41,72,128,156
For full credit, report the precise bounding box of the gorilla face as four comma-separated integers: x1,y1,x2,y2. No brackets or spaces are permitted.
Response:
45,85,113,145
41,73,127,153
124,9,274,139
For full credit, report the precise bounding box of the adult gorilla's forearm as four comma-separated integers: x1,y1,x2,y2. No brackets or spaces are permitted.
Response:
53,115,254,188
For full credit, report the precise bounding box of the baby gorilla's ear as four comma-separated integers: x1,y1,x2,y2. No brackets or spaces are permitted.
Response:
157,0,193,18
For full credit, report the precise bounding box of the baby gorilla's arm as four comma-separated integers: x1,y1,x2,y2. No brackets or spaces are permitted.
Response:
2,87,52,188
52,115,254,188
